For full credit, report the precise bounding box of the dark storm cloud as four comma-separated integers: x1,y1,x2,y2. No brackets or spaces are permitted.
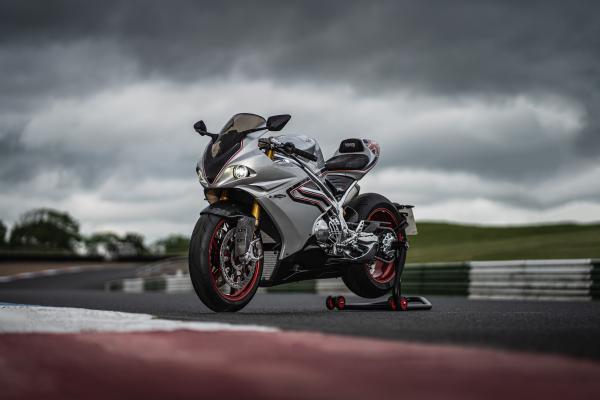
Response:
0,127,111,188
1,0,599,186
2,1,599,96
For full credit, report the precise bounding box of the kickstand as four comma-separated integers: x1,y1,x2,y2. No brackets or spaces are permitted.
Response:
325,240,432,311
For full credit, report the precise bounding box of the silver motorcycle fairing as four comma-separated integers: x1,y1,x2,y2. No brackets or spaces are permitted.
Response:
198,130,325,258
198,131,324,191
196,129,379,264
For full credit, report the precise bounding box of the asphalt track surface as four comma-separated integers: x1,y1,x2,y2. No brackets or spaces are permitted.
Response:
1,264,600,361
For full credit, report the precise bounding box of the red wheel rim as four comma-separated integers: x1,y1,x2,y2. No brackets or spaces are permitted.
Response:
208,219,262,301
366,208,400,284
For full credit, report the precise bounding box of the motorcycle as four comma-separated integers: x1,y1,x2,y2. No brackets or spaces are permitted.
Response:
190,113,417,312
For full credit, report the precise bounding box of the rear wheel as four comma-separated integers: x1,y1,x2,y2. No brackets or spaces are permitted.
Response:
342,193,406,298
189,214,262,312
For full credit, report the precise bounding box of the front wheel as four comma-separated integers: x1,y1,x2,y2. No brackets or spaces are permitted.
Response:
189,214,262,312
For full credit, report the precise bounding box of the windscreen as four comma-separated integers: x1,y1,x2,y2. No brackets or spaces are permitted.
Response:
220,113,266,134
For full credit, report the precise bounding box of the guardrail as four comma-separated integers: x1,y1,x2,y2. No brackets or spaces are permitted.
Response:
468,259,597,301
315,259,599,301
105,258,600,301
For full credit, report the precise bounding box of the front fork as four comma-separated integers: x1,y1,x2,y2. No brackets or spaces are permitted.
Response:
248,147,274,228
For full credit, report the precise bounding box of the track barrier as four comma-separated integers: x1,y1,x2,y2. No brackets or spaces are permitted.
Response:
105,258,600,301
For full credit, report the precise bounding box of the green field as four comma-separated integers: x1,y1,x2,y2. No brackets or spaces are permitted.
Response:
406,222,600,263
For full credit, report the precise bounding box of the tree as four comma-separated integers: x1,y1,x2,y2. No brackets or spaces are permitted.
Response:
153,234,189,254
0,220,7,247
121,232,148,255
9,208,81,252
85,232,122,255
85,231,147,258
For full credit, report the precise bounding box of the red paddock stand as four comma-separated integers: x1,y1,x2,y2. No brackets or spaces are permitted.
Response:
325,294,432,311
325,239,432,312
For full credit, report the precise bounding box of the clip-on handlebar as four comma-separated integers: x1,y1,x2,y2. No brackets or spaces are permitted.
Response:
259,137,318,162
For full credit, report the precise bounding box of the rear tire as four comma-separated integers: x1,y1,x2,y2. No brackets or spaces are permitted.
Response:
342,193,406,298
189,214,262,312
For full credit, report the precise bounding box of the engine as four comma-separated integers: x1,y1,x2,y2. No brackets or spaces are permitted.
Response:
313,215,343,246
312,213,384,263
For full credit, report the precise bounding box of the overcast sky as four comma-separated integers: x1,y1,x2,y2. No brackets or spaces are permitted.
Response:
1,0,599,241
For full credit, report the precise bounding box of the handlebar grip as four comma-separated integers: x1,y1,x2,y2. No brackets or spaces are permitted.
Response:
280,141,318,162
294,148,318,162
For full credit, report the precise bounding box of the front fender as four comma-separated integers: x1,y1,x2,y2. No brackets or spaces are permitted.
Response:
200,201,254,220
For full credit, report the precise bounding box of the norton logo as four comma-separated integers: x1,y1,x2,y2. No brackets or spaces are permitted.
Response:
211,141,221,157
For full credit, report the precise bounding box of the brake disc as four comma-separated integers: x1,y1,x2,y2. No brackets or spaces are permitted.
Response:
219,229,258,289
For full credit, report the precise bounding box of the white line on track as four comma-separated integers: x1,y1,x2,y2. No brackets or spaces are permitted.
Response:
0,303,278,334
0,265,109,283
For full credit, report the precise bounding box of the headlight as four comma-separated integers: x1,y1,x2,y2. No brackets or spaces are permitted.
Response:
233,165,250,179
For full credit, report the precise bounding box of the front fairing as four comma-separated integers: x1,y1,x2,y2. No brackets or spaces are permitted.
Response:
201,113,267,184
197,130,301,194
195,124,327,260
201,131,246,183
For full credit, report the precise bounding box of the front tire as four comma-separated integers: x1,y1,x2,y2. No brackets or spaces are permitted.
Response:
189,214,262,312
342,193,406,298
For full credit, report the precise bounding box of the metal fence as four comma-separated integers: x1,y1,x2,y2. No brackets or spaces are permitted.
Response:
315,259,599,301
468,259,597,301
106,258,600,301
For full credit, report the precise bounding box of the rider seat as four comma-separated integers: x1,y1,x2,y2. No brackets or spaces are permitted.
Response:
324,139,370,171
